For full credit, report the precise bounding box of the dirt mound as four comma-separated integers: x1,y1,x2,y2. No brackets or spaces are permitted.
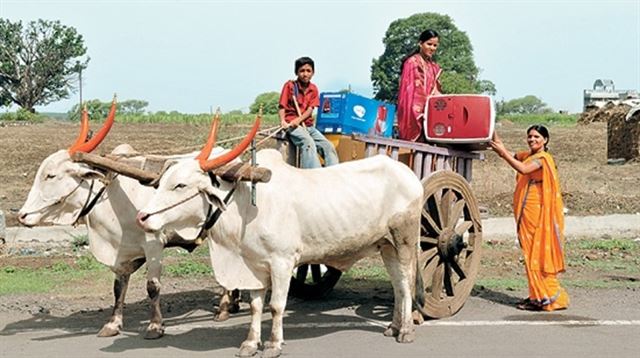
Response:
578,103,631,124
607,106,640,161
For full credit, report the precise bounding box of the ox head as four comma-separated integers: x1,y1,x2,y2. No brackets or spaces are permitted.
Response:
17,98,117,226
137,114,261,240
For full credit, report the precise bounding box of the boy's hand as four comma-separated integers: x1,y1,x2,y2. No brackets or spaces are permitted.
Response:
280,119,290,129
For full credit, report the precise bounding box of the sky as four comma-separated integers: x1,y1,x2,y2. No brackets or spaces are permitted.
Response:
1,0,639,114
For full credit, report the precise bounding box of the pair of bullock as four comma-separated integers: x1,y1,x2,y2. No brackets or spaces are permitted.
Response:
19,99,425,357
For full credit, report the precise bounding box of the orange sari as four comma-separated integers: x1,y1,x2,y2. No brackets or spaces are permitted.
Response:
513,150,569,311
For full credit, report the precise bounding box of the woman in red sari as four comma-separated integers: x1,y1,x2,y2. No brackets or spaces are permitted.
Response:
490,125,569,311
397,29,442,142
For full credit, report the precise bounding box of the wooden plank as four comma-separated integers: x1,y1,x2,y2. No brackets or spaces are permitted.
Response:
436,155,445,170
456,157,466,175
464,158,473,182
365,143,376,158
391,146,399,160
413,152,423,177
352,134,483,159
423,153,434,178
444,156,452,170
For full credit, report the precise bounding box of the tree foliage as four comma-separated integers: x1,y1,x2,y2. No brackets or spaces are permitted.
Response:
371,12,495,102
0,19,88,112
249,91,279,115
67,99,149,120
497,95,551,115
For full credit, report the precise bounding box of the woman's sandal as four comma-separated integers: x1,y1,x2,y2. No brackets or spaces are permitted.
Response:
516,298,542,311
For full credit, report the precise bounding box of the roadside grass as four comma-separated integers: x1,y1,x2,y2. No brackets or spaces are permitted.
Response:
2,237,639,295
497,113,577,126
478,236,640,290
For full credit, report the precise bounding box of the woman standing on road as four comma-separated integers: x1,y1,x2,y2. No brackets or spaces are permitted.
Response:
490,125,569,311
397,29,442,142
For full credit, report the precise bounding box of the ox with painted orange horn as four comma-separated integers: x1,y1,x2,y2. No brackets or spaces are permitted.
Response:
198,112,262,172
68,95,117,155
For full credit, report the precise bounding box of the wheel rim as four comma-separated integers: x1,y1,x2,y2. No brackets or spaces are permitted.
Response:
418,170,482,318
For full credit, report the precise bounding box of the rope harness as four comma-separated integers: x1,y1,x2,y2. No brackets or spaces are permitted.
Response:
141,172,238,237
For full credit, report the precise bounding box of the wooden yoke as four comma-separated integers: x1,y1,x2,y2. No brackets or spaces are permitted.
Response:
71,152,271,186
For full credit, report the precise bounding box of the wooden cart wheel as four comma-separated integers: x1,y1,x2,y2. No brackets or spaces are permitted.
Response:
416,170,482,318
288,264,342,300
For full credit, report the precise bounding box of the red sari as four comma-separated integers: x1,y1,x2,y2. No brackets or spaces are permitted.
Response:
513,150,569,311
397,53,441,141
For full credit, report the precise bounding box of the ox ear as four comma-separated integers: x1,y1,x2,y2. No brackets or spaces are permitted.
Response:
73,166,106,181
201,185,227,212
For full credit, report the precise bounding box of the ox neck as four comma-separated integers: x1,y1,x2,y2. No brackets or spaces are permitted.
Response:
73,174,114,226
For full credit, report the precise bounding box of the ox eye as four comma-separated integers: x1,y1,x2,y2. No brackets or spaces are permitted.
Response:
173,183,186,190
45,174,56,180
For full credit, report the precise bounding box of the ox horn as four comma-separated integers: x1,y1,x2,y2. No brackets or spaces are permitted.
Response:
199,112,261,172
68,104,90,150
195,109,221,162
69,95,117,155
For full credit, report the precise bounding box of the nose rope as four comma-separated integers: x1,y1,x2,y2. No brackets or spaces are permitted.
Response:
142,191,201,218
21,180,85,217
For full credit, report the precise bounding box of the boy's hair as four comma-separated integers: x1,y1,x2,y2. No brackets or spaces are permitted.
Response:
294,57,315,74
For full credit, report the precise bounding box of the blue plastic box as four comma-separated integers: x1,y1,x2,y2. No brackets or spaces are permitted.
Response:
315,92,396,137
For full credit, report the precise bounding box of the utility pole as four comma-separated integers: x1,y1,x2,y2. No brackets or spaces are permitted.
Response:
76,61,82,117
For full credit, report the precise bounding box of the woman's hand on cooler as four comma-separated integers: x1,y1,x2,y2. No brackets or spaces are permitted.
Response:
490,131,507,157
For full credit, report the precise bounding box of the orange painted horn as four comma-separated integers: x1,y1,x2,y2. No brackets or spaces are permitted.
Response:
68,105,90,152
199,114,261,172
69,95,117,154
195,111,221,162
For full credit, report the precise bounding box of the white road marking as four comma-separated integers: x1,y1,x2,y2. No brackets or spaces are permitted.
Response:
163,319,640,333
421,320,640,327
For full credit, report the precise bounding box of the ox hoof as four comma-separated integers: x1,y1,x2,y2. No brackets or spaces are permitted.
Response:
144,324,165,340
97,324,121,337
396,329,416,344
236,341,259,357
261,342,282,358
383,325,399,337
412,310,425,325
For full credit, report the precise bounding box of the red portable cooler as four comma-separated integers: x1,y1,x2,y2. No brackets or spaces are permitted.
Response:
424,94,495,149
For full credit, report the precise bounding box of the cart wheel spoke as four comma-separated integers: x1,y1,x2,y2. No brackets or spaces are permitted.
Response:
455,221,474,236
296,264,309,282
440,190,455,229
422,209,441,234
448,198,466,228
444,262,454,297
311,264,322,283
431,261,444,299
419,247,438,267
448,257,467,281
420,235,438,246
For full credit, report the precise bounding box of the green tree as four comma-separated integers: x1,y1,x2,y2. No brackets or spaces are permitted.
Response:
67,98,148,120
0,19,88,113
498,95,551,115
371,12,495,102
250,91,279,115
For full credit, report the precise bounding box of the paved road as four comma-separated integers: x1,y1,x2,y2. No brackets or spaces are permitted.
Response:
1,287,639,357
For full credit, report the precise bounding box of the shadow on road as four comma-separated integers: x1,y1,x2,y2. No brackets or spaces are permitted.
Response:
1,286,391,354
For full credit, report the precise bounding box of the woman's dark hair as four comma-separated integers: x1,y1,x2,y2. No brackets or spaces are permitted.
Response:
400,29,439,75
294,57,314,74
419,29,439,43
527,124,550,151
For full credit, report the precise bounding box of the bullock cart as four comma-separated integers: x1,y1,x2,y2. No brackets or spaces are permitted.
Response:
275,133,484,318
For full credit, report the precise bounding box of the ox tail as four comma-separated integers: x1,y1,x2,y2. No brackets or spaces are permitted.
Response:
413,250,428,318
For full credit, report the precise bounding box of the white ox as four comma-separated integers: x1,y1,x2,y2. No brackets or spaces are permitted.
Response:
17,102,237,339
137,119,424,358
